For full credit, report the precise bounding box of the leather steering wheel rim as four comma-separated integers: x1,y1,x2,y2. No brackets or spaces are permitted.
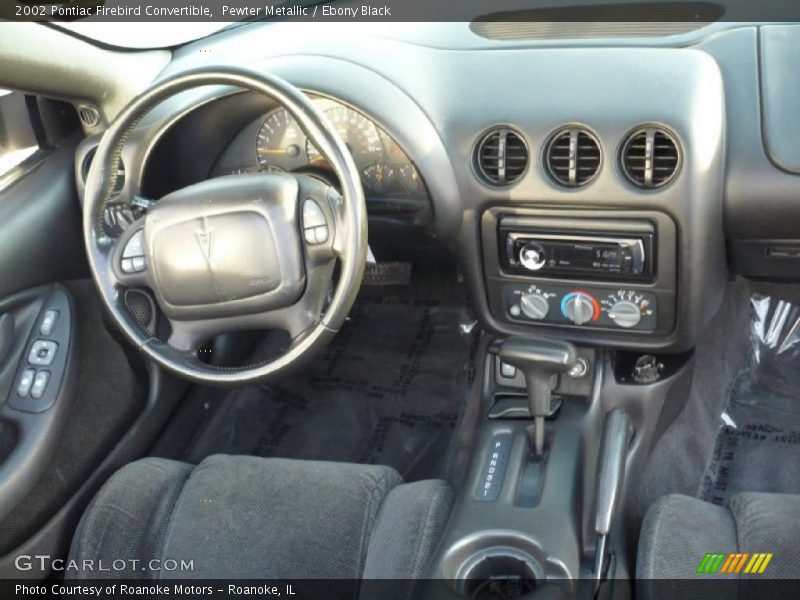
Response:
83,67,367,385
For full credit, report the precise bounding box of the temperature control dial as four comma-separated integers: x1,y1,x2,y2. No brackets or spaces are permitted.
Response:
519,293,550,320
561,291,600,325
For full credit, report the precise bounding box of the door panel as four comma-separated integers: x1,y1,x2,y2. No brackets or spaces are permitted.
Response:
0,134,87,299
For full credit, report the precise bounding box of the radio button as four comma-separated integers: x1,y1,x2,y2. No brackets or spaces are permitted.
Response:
562,291,599,325
519,243,546,271
519,293,550,320
608,300,642,328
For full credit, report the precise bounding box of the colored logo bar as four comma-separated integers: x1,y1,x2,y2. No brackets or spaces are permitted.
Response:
696,552,773,574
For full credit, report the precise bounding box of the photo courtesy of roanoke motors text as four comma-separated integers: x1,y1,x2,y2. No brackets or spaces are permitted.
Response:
2,0,800,599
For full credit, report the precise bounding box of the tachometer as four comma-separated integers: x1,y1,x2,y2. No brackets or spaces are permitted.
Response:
255,109,307,172
305,106,385,169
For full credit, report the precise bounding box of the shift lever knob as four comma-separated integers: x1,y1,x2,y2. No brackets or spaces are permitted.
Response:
499,337,577,455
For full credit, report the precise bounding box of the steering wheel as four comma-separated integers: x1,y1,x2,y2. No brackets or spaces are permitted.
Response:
83,67,367,385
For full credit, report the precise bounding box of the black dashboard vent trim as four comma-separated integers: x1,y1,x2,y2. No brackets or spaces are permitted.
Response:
81,147,125,193
474,127,529,186
544,127,602,188
620,127,681,189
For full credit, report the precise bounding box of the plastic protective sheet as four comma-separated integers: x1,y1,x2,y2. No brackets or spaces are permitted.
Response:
701,294,800,505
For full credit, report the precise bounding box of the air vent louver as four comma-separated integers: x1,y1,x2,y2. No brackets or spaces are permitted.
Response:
545,128,601,187
78,105,101,128
81,147,125,193
475,128,529,185
621,127,680,189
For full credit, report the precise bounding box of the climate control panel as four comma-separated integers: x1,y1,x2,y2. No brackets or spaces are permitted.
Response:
503,283,657,332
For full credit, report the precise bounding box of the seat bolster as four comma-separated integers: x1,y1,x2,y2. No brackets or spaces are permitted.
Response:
637,494,738,599
68,458,194,580
360,479,453,598
731,492,800,578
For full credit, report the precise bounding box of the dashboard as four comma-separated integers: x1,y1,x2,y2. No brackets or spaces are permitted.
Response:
72,22,800,354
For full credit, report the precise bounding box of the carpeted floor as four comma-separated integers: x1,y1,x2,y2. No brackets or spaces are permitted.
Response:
634,279,800,522
178,270,478,482
631,279,753,524
700,293,800,505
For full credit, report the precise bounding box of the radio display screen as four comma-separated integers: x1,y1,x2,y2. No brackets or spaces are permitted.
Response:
552,242,627,272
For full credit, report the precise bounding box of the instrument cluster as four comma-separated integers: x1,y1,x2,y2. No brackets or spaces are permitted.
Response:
213,97,428,200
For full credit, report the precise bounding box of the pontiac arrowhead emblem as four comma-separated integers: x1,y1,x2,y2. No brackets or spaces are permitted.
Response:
195,218,213,265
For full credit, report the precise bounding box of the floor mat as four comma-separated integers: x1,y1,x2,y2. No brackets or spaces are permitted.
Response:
700,293,800,505
184,271,477,481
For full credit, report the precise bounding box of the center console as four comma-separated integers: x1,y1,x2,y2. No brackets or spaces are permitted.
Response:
426,202,691,597
424,43,725,598
422,344,610,600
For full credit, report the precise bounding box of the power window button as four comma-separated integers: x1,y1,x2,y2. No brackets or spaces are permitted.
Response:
39,309,59,336
31,371,50,399
28,340,58,366
17,369,36,397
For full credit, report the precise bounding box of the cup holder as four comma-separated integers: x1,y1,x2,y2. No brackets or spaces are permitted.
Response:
442,531,550,600
459,548,539,599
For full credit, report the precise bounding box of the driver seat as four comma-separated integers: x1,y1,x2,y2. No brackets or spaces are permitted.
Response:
67,455,452,584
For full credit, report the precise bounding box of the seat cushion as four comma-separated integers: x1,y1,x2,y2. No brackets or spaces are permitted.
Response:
637,493,800,599
69,455,452,586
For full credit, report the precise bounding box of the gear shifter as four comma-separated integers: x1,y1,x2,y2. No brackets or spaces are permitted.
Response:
499,337,577,456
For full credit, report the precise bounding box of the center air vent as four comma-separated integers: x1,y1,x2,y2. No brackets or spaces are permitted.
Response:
620,127,681,189
474,128,529,186
545,128,602,187
81,147,125,193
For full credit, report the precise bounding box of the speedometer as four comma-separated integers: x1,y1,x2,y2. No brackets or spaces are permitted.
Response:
306,106,385,169
255,109,307,172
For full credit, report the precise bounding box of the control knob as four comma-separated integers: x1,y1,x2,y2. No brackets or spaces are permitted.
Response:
519,293,550,320
607,300,642,329
519,243,546,271
562,291,598,325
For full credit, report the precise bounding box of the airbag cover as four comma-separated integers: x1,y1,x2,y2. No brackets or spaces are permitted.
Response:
144,174,305,320
153,212,279,306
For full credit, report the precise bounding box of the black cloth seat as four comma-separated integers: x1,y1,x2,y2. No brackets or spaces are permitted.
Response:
637,492,800,599
68,455,452,590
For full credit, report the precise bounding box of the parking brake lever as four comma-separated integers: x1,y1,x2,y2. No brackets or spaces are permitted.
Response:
593,407,633,588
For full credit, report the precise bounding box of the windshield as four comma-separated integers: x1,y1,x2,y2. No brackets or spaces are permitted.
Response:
52,22,235,49
50,0,334,49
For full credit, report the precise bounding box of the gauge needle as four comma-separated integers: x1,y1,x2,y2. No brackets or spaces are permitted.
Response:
257,149,289,155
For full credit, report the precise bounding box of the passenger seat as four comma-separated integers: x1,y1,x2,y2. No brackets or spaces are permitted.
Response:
637,493,800,598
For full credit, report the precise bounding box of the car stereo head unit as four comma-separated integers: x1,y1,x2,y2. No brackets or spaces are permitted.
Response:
501,229,654,281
